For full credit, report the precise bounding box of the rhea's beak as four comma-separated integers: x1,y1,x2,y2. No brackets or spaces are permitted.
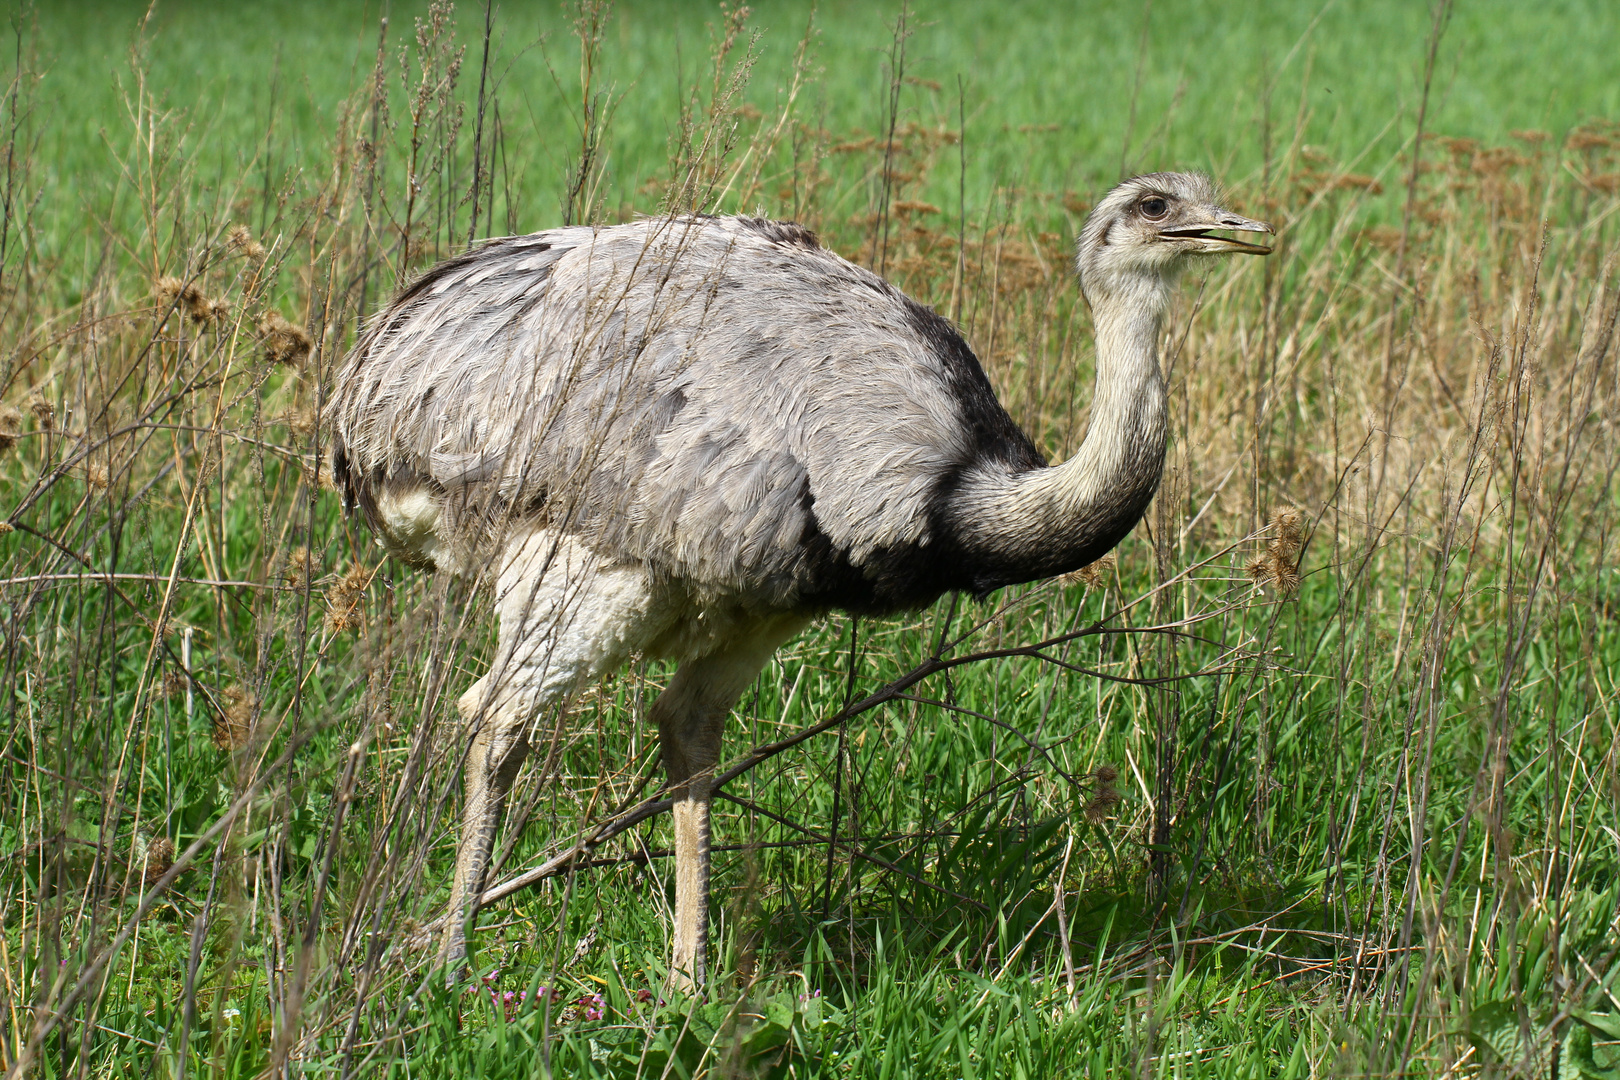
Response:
1161,207,1275,255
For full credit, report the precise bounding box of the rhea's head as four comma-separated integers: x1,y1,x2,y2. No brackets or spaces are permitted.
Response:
1076,172,1273,304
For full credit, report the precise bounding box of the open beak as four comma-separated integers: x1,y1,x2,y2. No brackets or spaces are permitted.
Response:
1161,209,1275,255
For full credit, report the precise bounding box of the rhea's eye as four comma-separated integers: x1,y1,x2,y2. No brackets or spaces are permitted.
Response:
1139,196,1169,219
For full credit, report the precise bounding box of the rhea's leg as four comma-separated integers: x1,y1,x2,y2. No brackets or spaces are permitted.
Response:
438,531,657,976
653,615,808,991
440,686,529,970
659,708,721,992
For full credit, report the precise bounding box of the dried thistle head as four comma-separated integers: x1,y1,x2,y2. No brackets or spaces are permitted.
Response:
260,312,313,367
1270,507,1304,559
227,224,266,261
1060,553,1116,590
1567,128,1614,152
324,563,372,634
1085,764,1121,823
83,459,110,489
27,395,54,431
1247,507,1306,597
0,404,21,451
28,395,54,431
155,275,226,324
891,199,941,220
300,453,338,493
284,547,313,591
282,409,318,438
155,275,194,310
212,686,256,752
160,667,189,699
142,836,175,887
1271,560,1302,597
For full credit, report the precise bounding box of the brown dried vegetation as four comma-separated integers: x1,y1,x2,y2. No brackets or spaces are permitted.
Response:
1,5,1617,1072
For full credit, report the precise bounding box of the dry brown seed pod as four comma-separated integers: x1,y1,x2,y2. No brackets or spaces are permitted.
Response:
160,668,189,699
282,409,317,438
28,395,54,431
1062,552,1117,589
260,312,313,367
284,547,313,591
155,275,221,323
227,224,266,261
324,563,372,634
1084,786,1122,823
212,686,256,751
1270,506,1304,557
0,405,22,451
142,836,175,886
891,200,942,218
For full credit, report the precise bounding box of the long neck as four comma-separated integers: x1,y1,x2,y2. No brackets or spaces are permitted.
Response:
946,274,1170,590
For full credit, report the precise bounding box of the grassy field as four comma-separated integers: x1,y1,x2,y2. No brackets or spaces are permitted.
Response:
3,0,1620,1076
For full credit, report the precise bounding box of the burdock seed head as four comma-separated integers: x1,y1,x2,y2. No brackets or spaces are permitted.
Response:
155,275,227,324
227,224,267,261
1060,552,1116,590
1270,507,1304,559
324,563,372,634
28,395,54,431
160,667,189,699
142,836,175,886
212,686,256,752
260,312,313,367
0,404,22,451
1085,764,1122,823
284,547,313,591
1250,507,1306,597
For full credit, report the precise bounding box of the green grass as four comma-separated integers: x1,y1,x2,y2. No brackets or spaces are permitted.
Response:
23,0,1620,243
3,0,1620,1076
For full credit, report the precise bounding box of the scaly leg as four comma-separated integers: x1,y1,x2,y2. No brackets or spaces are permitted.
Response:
438,530,658,977
653,615,808,992
440,691,529,970
660,706,720,992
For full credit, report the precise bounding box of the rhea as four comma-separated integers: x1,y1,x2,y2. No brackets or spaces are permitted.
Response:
330,172,1272,987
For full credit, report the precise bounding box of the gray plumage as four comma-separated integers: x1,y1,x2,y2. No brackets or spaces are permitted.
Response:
327,173,1273,986
333,215,1054,613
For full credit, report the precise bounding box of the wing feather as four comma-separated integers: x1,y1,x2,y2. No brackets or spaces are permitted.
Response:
331,217,1041,607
